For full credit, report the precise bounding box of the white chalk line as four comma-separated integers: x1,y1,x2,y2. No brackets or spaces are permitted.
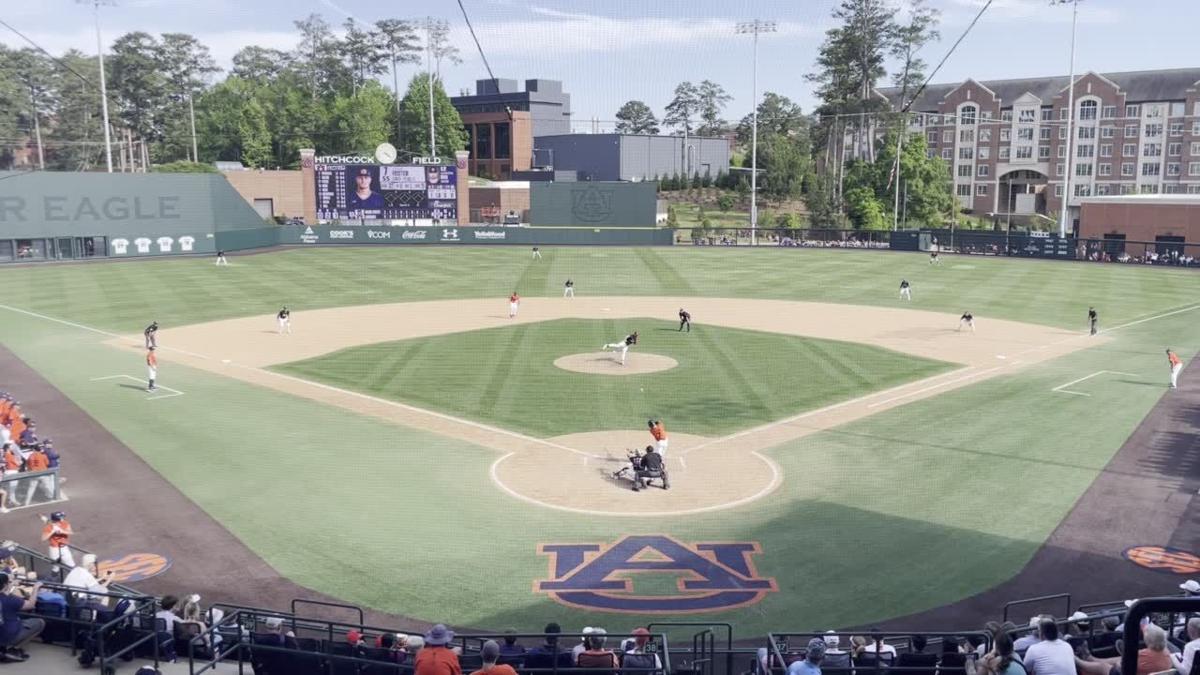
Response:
89,374,185,400
1051,370,1140,397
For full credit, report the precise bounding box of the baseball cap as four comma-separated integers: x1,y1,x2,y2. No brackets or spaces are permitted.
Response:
1180,579,1200,594
357,168,370,176
264,617,284,629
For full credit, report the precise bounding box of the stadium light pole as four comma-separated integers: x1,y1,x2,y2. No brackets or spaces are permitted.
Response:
737,19,775,247
79,0,115,172
1052,0,1080,238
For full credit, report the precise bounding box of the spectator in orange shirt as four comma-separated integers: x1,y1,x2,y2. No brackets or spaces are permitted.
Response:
416,624,462,675
471,640,519,675
39,511,74,569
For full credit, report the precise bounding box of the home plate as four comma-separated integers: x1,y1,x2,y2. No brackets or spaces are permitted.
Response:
601,308,611,312
222,359,231,364
996,355,1007,360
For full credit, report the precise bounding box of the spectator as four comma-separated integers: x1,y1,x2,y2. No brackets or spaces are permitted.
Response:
408,635,426,653
525,622,573,670
42,440,59,469
1024,621,1075,675
573,626,596,663
1171,618,1200,675
939,636,967,674
63,553,115,606
415,624,461,675
1133,624,1171,675
863,629,898,659
156,595,182,633
1015,617,1049,653
788,637,826,675
577,628,620,669
471,640,519,675
180,594,223,651
499,629,525,658
897,635,939,675
623,628,663,673
823,632,852,670
0,571,44,663
347,629,367,647
258,617,295,648
971,633,1023,675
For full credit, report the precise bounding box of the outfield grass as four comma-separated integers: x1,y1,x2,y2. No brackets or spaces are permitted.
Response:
274,318,951,437
0,247,1196,633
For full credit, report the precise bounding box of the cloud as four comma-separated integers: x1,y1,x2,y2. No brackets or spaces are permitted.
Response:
943,0,1122,25
5,27,296,72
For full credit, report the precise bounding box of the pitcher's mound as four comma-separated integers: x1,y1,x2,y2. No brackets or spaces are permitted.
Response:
554,352,678,375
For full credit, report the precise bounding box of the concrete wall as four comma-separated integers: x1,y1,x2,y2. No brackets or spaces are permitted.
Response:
529,182,657,226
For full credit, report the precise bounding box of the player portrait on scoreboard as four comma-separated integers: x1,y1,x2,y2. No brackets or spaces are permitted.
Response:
347,166,384,211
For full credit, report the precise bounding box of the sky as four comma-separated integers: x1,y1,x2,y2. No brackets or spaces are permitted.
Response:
3,0,1197,131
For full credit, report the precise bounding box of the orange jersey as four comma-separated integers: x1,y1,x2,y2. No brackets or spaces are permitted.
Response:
3,448,19,471
3,404,20,427
510,294,520,303
1169,352,1181,367
43,520,70,547
147,351,158,367
9,416,25,441
25,451,49,472
650,422,667,441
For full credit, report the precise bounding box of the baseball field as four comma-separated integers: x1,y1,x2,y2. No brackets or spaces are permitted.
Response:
0,246,1197,634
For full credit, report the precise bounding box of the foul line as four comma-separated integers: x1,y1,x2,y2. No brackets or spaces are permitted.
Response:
866,366,1005,409
90,374,186,400
1100,302,1200,334
1051,370,1139,397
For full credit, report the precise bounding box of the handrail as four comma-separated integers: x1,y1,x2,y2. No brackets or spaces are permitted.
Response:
648,622,733,675
1002,593,1071,623
1121,597,1200,675
767,631,992,675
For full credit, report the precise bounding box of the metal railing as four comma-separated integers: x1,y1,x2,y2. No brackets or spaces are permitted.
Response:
1002,593,1072,623
765,632,992,675
0,468,63,509
1121,597,1200,675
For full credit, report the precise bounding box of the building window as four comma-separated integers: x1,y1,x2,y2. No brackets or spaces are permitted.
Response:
1124,124,1138,136
1019,109,1036,123
1169,143,1182,156
1060,108,1069,120
1018,127,1034,141
999,147,1010,160
1099,163,1112,176
1059,127,1068,140
1100,144,1112,157
1170,102,1186,117
1120,184,1135,195
1122,143,1136,156
1125,104,1140,118
1078,126,1096,140
1000,128,1011,142
958,164,972,177
1096,183,1111,195
1077,144,1094,158
1143,143,1162,157
1100,126,1115,138
943,148,953,160
981,111,994,120
1191,142,1200,155
1039,146,1051,159
959,147,974,159
1142,162,1161,176
1041,108,1054,121
943,130,954,143
980,128,992,142
1191,185,1200,194
1195,103,1200,116
956,184,972,196
927,130,938,143
494,123,511,159
1102,105,1117,119
475,123,493,159
1058,146,1067,158
1121,162,1135,176
1076,163,1093,176
1139,184,1159,194
1016,146,1033,160
979,146,991,160
1054,184,1064,197
1144,123,1163,138
1190,162,1200,176
1169,123,1183,137
975,184,989,196
977,164,990,177
927,149,936,158
1079,100,1098,120
1075,184,1091,197
1001,110,1013,122
1146,104,1163,118
960,129,975,143
961,105,977,125
1040,127,1052,140
1167,162,1181,176
1056,163,1065,176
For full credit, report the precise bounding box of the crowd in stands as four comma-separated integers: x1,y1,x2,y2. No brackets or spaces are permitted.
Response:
1079,246,1199,267
774,236,890,249
0,390,64,513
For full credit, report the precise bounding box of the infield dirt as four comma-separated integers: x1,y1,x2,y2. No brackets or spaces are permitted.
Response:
104,297,1097,516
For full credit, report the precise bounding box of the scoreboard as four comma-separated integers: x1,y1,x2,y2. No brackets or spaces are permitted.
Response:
314,163,457,222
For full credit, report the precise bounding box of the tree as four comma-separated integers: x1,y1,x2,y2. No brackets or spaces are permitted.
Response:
845,186,887,229
696,80,731,136
195,77,271,167
717,194,735,212
736,93,812,201
329,81,394,153
231,46,290,83
398,72,467,156
875,131,953,227
341,19,388,94
293,14,350,100
614,100,659,135
375,19,421,136
663,82,700,136
108,31,169,143
158,33,220,162
890,0,940,106
691,172,702,189
46,50,106,170
153,160,218,173
6,48,57,168
666,204,678,227
422,20,462,79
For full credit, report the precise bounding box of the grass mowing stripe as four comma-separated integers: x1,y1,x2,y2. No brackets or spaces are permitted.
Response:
634,247,694,294
476,323,529,414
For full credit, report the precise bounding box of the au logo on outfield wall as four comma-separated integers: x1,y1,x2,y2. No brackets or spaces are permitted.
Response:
1123,546,1200,574
535,535,777,613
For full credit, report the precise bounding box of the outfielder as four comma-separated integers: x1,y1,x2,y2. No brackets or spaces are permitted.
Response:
146,347,158,392
1088,307,1098,336
958,311,975,332
563,279,574,298
215,250,228,266
603,331,638,365
899,279,911,301
1167,349,1182,389
143,321,159,349
509,292,521,318
930,250,940,265
532,246,542,260
277,306,292,334
678,309,691,332
40,511,74,569
648,419,669,457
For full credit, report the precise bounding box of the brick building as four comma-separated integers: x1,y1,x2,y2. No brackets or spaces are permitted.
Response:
877,68,1200,229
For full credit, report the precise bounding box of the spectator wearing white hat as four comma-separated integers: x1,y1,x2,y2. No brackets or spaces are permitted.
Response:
63,553,114,606
576,628,619,669
1014,617,1048,653
572,627,595,664
1182,580,1200,596
822,632,851,670
1171,618,1200,675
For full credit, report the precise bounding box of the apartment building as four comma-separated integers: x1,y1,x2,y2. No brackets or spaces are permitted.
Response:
876,68,1200,226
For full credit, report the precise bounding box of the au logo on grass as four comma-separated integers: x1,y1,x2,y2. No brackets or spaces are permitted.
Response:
98,553,172,583
535,535,777,613
1123,546,1200,574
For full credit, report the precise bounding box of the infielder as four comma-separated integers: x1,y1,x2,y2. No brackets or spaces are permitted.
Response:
40,511,74,569
509,292,521,318
899,279,911,301
1167,349,1182,389
564,279,574,298
532,246,542,260
277,306,292,334
930,250,940,265
603,331,638,365
215,250,228,266
146,347,158,392
143,321,159,349
648,419,669,457
1088,307,1098,336
678,308,691,332
958,311,975,332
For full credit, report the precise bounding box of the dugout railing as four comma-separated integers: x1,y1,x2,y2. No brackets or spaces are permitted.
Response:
764,631,992,675
0,468,64,510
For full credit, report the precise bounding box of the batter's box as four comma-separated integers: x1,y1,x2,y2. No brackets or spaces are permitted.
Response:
89,374,186,401
1051,370,1140,397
